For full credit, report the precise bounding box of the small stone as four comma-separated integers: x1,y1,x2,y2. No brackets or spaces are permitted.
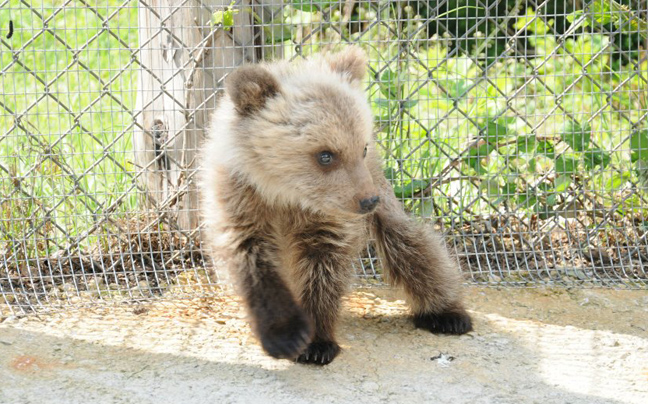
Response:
430,352,455,367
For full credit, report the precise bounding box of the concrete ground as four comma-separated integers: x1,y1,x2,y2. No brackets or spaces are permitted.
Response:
1,286,647,404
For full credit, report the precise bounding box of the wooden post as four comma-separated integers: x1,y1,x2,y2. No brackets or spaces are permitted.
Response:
135,0,282,232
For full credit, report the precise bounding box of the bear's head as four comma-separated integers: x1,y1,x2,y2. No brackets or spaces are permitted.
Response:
222,46,380,217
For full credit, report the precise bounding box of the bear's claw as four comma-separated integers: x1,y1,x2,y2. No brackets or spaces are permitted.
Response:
296,341,340,365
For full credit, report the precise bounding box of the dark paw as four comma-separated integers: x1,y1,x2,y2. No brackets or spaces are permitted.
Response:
413,309,473,335
296,341,340,365
259,310,314,360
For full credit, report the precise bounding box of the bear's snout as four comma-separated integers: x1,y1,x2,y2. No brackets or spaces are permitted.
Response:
359,195,380,213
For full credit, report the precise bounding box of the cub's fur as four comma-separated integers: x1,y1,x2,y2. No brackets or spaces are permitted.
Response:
199,47,472,365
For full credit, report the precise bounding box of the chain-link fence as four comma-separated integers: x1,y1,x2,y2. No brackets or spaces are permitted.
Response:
2,0,647,315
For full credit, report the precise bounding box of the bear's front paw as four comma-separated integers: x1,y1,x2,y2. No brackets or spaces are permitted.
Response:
413,309,473,335
258,309,314,360
296,341,340,365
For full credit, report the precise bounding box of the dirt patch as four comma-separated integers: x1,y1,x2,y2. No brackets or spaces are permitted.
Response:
1,286,647,404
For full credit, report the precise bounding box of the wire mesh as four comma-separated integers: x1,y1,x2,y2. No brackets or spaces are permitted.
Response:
2,0,648,316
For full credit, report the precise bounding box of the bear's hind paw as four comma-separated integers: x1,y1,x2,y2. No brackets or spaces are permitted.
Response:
413,309,473,335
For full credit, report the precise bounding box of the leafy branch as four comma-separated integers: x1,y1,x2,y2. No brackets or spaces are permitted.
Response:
567,0,648,40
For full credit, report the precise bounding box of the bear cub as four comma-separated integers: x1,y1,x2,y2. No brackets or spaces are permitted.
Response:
199,47,472,365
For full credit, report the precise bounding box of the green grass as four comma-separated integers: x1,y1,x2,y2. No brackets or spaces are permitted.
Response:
1,0,139,258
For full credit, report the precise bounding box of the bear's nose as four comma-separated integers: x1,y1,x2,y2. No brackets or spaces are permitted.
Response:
359,196,380,213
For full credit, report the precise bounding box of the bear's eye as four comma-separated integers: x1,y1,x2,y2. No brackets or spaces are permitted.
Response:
363,145,368,158
318,151,334,166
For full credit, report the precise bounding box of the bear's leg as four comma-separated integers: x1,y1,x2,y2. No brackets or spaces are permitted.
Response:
370,187,472,335
290,228,353,365
234,237,314,360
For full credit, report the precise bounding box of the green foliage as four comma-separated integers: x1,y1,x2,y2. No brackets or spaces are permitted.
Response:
560,120,591,152
465,141,495,174
536,140,555,159
584,149,612,170
630,130,648,163
290,0,334,13
212,1,239,30
515,135,536,153
567,0,648,40
554,175,572,194
555,155,578,176
347,0,643,217
515,7,554,35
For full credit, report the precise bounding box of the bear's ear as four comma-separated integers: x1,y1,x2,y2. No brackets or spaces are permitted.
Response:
225,65,280,115
325,46,368,84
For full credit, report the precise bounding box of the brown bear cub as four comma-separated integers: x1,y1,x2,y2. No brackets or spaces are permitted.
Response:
199,46,472,365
